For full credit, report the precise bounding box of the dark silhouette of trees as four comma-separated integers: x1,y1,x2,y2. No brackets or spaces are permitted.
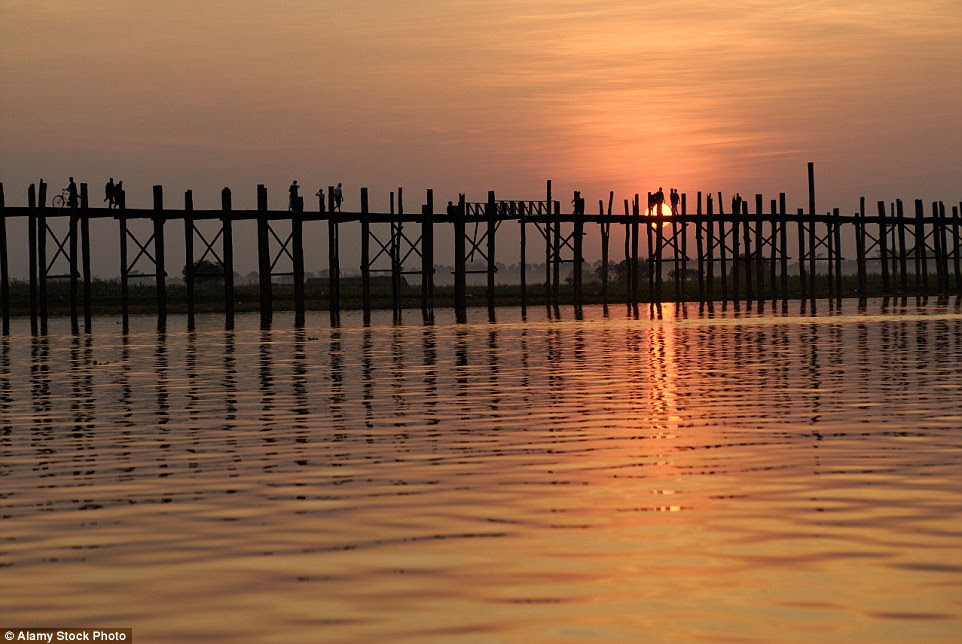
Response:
183,259,224,283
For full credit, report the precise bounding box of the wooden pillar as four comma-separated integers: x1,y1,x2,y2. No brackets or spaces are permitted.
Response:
38,181,48,335
896,200,908,293
741,200,752,300
856,198,867,296
695,192,705,302
454,194,467,323
808,206,817,298
779,194,788,300
706,194,715,302
545,181,552,301
731,199,741,302
221,188,234,331
184,190,196,330
423,188,435,322
552,200,561,305
718,194,728,303
256,185,272,328
600,197,610,306
293,189,306,327
391,191,401,320
877,201,890,293
832,208,842,300
81,188,91,333
655,199,664,301
952,204,962,291
915,199,927,293
755,194,764,300
645,194,654,301
769,198,777,303
28,184,38,334
574,195,584,306
797,206,807,300
119,211,129,334
327,185,340,326
520,201,527,312
936,201,948,293
69,186,81,334
632,196,640,304
680,193,688,300
153,186,166,332
0,183,7,335
360,188,371,323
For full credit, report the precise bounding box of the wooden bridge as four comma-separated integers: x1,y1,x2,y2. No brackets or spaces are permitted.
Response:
0,163,959,334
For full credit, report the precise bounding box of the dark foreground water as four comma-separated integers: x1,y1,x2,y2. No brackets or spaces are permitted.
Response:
2,300,961,642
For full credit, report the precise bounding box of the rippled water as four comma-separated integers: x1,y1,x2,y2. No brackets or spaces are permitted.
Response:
2,300,961,642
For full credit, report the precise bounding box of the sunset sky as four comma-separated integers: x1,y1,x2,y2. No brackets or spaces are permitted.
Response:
1,0,960,275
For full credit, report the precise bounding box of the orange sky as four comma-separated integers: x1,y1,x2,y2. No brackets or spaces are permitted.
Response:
1,0,960,274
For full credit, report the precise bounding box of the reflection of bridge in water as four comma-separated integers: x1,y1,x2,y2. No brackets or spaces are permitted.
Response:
0,162,960,334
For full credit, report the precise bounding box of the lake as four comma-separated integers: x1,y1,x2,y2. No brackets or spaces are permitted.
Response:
2,299,961,642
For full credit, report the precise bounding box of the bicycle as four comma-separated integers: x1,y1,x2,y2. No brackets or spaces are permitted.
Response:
51,188,73,210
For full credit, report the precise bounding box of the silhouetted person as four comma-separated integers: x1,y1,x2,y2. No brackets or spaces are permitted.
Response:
732,193,741,215
289,180,300,212
707,193,713,212
670,188,679,215
67,177,79,209
104,178,115,208
571,191,585,215
649,187,665,215
315,188,326,213
447,200,456,216
114,181,125,209
333,182,343,212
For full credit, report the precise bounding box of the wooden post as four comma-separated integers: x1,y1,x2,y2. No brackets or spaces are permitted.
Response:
896,200,908,293
293,188,306,327
257,185,272,328
28,184,38,334
360,188,371,323
706,194,715,302
520,201,527,312
718,194,728,303
600,197,609,306
454,194,467,323
69,186,81,334
680,193,688,300
327,185,340,326
221,188,235,331
832,208,842,300
936,201,948,293
915,199,927,293
779,194,788,300
423,188,435,322
755,194,764,300
797,206,807,300
695,192,705,302
741,200,752,300
390,191,401,320
769,198,777,303
655,198,664,301
731,199,741,302
632,196,640,304
877,201,890,293
545,180,552,301
952,204,962,291
38,181,47,335
153,185,166,332
574,195,584,306
184,190,196,330
856,198,867,296
645,194,654,301
119,210,129,334
808,206,817,299
81,187,91,333
0,183,7,335
552,200,561,305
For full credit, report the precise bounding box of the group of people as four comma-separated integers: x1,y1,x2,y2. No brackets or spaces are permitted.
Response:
104,177,125,208
288,181,343,213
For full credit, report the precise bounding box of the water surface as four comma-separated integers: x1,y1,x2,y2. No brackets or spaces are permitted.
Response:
2,300,961,642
